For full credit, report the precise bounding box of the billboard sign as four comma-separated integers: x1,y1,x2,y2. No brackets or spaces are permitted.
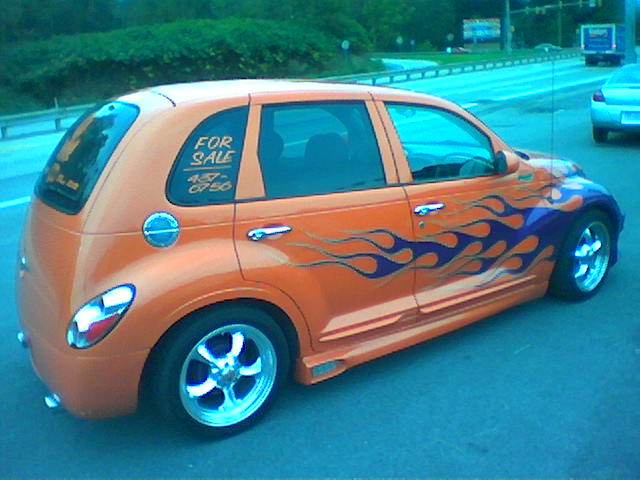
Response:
463,18,501,42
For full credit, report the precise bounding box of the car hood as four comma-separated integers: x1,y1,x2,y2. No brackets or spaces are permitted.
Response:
515,148,585,177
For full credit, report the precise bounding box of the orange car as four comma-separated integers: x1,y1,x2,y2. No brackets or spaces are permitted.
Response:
16,80,623,436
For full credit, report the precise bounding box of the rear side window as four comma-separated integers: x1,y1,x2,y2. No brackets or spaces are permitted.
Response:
36,102,139,214
258,102,385,198
167,106,248,206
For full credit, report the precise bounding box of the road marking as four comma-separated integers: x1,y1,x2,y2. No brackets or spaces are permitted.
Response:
0,196,31,209
494,74,611,102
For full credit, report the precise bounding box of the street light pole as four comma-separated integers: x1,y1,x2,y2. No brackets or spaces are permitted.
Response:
557,1,563,47
505,0,512,53
625,0,637,63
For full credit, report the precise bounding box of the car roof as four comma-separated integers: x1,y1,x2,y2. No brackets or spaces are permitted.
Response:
144,79,426,105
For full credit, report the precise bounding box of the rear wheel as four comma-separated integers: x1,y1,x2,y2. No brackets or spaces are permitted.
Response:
549,211,612,301
592,127,608,143
150,305,290,436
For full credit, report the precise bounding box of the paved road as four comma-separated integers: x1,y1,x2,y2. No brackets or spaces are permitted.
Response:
1,60,639,478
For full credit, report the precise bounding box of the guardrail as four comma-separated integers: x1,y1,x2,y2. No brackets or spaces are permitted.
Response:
0,51,578,141
329,50,579,85
0,104,93,140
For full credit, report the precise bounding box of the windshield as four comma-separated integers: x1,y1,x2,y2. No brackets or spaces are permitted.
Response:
35,102,139,214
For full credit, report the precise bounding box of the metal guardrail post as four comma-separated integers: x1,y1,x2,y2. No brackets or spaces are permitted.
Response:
326,50,578,87
0,103,93,140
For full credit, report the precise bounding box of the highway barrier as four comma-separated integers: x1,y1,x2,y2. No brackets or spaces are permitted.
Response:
328,50,579,85
0,50,578,141
0,104,93,140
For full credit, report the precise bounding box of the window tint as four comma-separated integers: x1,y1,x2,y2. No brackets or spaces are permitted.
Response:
36,101,139,214
386,103,495,183
167,106,248,206
258,102,385,198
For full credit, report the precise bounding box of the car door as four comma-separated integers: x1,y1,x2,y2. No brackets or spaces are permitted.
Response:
233,94,419,350
378,99,555,318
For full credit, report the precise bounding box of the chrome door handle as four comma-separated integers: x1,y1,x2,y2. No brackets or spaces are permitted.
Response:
247,225,292,241
414,203,445,216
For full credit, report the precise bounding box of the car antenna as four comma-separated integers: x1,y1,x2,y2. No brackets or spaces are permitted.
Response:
549,49,557,202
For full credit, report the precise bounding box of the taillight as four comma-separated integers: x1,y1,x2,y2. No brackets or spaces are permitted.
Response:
67,284,135,349
592,90,606,102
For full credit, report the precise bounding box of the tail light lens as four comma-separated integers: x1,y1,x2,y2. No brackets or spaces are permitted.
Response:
67,285,136,349
592,90,606,102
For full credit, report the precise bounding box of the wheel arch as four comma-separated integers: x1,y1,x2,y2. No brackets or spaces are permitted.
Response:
138,297,302,406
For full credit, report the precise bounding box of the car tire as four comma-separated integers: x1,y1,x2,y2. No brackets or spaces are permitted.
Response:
548,210,612,301
150,304,290,437
592,127,608,143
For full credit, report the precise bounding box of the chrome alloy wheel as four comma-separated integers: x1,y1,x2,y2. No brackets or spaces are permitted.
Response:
572,220,610,293
179,324,277,427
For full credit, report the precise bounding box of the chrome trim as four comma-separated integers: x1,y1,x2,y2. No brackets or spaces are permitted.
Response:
17,331,30,348
179,324,278,427
247,225,292,241
19,255,29,272
413,203,445,216
44,393,62,410
142,212,180,248
573,220,610,292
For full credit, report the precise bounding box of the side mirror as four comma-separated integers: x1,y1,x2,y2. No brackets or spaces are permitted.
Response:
494,150,520,175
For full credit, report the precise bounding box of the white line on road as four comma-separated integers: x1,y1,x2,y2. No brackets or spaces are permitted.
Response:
493,74,611,102
0,196,31,209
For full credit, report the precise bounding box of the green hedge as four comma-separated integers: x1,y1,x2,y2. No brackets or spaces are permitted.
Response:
0,18,338,103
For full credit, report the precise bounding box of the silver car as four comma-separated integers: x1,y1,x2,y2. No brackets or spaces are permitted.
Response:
591,64,640,143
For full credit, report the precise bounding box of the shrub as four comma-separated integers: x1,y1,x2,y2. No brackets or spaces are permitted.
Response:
0,18,337,103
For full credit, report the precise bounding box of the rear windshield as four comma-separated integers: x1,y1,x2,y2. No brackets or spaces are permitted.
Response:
610,66,640,85
36,101,139,214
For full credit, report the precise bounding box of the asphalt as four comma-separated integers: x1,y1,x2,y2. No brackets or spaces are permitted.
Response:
0,59,638,478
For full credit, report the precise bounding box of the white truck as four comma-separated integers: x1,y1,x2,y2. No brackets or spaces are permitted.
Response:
580,24,625,66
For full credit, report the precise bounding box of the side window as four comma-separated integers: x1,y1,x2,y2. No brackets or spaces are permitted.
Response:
258,102,385,198
167,106,248,206
386,103,495,183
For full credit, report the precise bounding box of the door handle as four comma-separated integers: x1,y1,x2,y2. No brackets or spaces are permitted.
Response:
414,203,445,216
247,225,292,241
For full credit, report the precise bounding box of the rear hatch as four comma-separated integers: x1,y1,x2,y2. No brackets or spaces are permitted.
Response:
602,86,640,106
17,101,140,349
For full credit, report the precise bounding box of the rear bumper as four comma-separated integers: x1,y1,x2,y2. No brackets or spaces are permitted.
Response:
583,52,623,61
20,326,149,419
591,101,640,131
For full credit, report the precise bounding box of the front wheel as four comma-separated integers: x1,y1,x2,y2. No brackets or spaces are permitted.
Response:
150,305,290,436
549,211,612,301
